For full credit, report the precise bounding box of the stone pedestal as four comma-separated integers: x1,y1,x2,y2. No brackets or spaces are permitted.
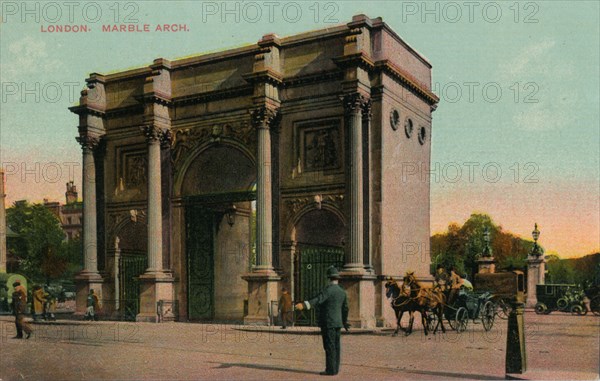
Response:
477,256,496,274
136,274,174,323
526,255,545,308
339,273,376,329
74,273,104,317
242,272,281,325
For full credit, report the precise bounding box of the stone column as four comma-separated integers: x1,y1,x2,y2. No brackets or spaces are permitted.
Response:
137,125,174,322
243,106,281,325
81,140,99,274
0,169,7,273
74,134,104,316
343,93,368,272
256,120,274,272
338,93,376,328
143,125,164,274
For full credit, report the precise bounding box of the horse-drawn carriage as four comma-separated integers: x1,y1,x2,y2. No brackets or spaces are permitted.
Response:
440,289,496,333
385,272,497,336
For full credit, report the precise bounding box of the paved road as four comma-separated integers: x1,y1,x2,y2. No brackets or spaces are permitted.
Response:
0,312,598,380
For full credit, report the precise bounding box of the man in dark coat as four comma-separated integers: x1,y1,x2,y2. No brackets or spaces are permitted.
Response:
295,266,349,376
12,281,33,339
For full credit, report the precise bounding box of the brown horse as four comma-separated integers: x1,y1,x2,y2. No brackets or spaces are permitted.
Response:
385,279,429,336
402,272,447,335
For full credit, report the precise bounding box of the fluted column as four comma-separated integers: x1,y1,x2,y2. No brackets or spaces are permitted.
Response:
363,99,373,271
343,93,368,272
251,106,278,272
76,135,100,275
141,125,169,274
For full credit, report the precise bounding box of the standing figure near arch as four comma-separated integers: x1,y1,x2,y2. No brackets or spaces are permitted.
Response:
12,281,32,339
295,266,350,376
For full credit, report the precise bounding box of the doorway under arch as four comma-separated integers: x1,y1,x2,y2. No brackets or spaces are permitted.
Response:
293,207,346,326
180,143,256,321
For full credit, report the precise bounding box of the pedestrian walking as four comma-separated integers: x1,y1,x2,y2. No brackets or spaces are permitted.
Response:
295,266,349,376
278,287,293,329
12,281,33,339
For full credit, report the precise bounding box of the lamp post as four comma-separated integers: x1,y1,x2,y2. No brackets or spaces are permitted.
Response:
531,223,542,257
482,226,492,257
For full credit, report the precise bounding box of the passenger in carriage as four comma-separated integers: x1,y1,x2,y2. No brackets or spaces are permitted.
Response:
448,267,462,304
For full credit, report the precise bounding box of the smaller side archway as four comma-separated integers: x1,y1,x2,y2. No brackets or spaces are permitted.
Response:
282,205,346,326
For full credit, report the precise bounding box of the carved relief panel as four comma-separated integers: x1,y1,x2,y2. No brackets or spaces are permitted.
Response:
294,118,343,175
113,146,148,201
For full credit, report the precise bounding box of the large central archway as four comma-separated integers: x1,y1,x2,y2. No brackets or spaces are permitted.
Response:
179,142,256,321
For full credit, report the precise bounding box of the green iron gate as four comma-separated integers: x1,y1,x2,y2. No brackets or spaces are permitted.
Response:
119,254,147,321
186,206,216,321
296,245,345,326
185,191,256,321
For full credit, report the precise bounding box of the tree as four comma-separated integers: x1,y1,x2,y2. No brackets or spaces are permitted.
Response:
6,201,71,283
430,212,534,278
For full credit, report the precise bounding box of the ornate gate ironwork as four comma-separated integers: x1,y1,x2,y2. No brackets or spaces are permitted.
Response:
185,191,256,321
295,245,344,326
186,206,216,321
119,254,147,321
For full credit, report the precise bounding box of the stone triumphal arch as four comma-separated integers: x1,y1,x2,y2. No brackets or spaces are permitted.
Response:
70,15,438,327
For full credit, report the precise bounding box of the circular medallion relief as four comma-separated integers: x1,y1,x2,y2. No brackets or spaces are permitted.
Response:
418,126,427,145
390,109,400,131
405,118,414,138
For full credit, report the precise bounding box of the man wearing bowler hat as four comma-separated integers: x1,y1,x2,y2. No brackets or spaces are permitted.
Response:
295,266,349,376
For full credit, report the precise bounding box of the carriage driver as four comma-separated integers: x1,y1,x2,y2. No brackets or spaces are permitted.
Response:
433,265,449,292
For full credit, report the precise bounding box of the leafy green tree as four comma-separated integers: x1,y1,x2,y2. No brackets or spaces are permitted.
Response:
431,212,534,278
6,201,70,283
546,255,576,284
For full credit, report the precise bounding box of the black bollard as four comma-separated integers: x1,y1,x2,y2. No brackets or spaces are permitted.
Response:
505,300,527,374
505,271,527,376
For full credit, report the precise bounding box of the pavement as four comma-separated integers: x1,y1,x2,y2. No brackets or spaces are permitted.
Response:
0,311,598,380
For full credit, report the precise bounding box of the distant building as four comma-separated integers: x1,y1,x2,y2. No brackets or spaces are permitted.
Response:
43,181,83,241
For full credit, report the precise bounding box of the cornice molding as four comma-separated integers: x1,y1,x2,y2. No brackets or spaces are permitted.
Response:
374,59,439,106
242,69,283,86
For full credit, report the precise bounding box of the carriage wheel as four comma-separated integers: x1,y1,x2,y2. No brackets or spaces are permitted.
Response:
455,307,468,333
591,296,600,316
556,298,569,311
496,299,511,320
535,303,548,315
426,312,439,332
570,304,587,316
481,301,495,331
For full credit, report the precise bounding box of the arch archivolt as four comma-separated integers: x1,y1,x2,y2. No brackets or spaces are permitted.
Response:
107,209,148,252
283,194,346,243
171,121,257,194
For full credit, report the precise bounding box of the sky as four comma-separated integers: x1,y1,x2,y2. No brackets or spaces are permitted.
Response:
0,0,598,258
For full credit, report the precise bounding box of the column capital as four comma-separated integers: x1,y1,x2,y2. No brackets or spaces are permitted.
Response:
141,124,171,146
251,105,280,130
362,98,372,121
76,133,101,151
342,92,370,115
